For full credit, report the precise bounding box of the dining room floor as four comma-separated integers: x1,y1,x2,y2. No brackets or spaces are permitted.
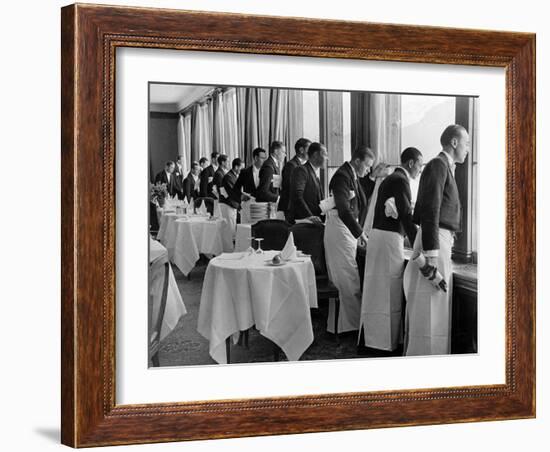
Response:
153,258,404,368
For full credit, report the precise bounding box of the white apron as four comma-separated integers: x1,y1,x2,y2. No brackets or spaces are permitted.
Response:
403,227,454,356
360,228,405,351
219,203,237,252
324,210,362,333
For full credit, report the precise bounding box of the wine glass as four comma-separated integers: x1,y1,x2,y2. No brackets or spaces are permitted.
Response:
253,237,264,254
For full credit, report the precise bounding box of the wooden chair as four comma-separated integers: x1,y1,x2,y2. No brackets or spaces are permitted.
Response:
251,219,291,251
193,197,215,215
291,223,341,344
149,261,170,367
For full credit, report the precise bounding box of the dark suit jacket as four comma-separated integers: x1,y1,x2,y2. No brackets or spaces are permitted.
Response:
413,152,461,251
199,165,217,199
183,173,200,202
289,162,324,221
256,157,280,203
221,170,241,210
212,167,225,199
372,167,417,245
279,156,303,212
154,171,178,197
234,165,258,198
329,162,367,238
173,166,185,200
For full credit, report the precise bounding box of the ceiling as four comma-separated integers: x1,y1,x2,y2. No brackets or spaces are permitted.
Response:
149,84,214,113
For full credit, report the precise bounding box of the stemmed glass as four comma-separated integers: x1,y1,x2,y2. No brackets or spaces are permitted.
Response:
253,237,264,254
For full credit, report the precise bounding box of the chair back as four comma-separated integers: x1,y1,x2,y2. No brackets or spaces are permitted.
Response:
193,197,215,215
251,219,291,251
291,223,328,278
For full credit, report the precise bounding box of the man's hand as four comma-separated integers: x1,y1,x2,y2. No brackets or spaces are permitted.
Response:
370,163,391,179
358,232,368,248
426,256,438,267
308,216,323,224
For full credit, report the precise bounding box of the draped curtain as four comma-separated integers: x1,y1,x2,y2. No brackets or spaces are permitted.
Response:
222,88,239,161
212,91,225,156
183,113,192,165
269,89,289,145
368,93,401,165
176,114,189,176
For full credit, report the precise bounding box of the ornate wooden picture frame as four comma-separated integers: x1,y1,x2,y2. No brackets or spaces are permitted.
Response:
61,3,535,447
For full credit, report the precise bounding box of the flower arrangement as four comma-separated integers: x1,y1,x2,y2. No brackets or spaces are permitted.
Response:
150,182,168,207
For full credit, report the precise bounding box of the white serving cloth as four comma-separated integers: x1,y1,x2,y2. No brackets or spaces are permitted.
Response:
323,211,362,333
360,228,405,351
219,203,237,251
171,216,226,276
149,239,186,340
234,223,252,252
197,250,317,364
402,227,454,356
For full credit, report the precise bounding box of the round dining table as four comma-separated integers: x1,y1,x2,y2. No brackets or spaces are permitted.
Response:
197,250,318,364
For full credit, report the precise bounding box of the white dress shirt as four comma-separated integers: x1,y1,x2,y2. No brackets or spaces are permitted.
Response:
253,166,260,188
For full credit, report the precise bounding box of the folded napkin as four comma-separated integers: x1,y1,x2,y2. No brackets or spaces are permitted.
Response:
319,196,335,213
384,197,398,219
197,201,208,216
272,174,282,189
220,187,229,198
280,232,297,261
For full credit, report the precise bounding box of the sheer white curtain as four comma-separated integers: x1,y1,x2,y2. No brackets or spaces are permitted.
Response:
177,114,189,176
223,88,239,161
183,113,192,164
369,93,401,165
213,92,226,156
198,103,212,159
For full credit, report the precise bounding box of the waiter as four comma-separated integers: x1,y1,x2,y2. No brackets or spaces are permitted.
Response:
403,124,469,356
154,161,177,197
289,142,326,223
183,161,201,202
279,138,311,221
199,151,219,198
324,145,373,335
234,147,267,198
212,154,229,199
220,158,244,248
359,147,422,352
256,141,286,203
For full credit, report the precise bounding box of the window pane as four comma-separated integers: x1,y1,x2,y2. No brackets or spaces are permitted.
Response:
401,95,456,162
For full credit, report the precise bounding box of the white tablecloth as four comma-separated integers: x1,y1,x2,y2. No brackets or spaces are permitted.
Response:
149,238,186,340
172,216,229,276
157,212,189,259
197,250,318,364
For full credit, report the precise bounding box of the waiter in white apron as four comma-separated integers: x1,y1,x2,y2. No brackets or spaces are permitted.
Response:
324,145,373,334
403,124,470,356
359,147,423,352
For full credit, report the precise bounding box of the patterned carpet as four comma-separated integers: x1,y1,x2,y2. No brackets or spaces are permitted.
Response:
154,257,403,368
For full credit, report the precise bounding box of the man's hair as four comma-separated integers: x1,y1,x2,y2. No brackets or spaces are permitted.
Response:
400,147,423,165
217,154,228,166
176,155,183,162
351,145,375,162
269,141,285,155
440,124,467,147
295,138,312,154
199,157,208,165
307,142,326,159
232,158,243,169
191,161,200,169
252,147,267,159
211,151,220,161
165,160,175,167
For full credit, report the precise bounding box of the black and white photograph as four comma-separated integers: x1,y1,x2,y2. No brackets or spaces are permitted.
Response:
148,83,478,367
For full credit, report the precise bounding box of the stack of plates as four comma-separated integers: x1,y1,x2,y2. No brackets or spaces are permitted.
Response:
249,202,269,223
